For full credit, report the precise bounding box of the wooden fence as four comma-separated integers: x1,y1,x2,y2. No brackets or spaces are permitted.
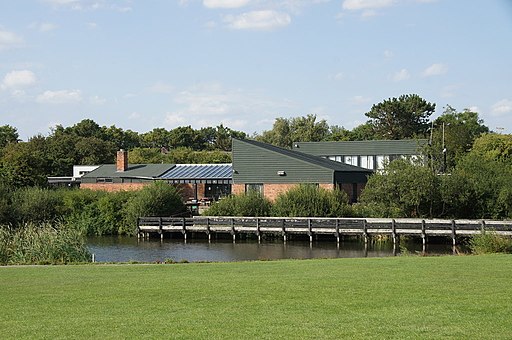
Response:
137,216,512,245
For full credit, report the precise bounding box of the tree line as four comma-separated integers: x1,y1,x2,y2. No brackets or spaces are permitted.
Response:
1,94,491,188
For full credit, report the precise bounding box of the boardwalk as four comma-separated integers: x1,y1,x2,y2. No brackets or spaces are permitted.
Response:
137,216,512,246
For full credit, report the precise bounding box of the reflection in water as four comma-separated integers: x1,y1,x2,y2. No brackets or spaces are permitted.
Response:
87,236,458,263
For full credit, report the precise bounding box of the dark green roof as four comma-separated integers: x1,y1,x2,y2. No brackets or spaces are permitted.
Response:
238,139,372,173
293,139,428,156
82,164,175,179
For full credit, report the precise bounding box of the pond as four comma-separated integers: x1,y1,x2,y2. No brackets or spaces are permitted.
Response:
87,235,459,263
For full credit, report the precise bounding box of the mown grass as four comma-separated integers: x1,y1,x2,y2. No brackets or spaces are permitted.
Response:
1,255,512,339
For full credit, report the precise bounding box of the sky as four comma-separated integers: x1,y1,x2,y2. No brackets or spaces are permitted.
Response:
1,0,512,140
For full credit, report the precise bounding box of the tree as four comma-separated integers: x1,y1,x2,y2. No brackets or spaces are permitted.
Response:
358,159,440,218
470,133,512,164
440,151,512,219
365,94,435,140
141,128,172,149
101,125,141,150
0,125,19,149
256,114,329,148
428,106,489,171
256,117,292,148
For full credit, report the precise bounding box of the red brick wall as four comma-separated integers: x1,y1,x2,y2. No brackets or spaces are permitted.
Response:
232,184,245,196
80,182,148,192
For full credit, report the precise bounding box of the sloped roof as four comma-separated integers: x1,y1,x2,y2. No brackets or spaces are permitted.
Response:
237,139,372,173
293,139,428,156
159,164,232,183
82,164,175,179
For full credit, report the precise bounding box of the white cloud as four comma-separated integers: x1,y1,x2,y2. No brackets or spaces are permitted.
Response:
0,29,24,50
42,0,132,12
422,63,448,77
164,113,187,126
164,82,292,131
203,0,251,9
384,50,393,58
29,22,58,32
90,95,106,105
392,68,410,81
148,82,175,94
1,70,37,89
491,99,512,116
36,90,83,104
352,95,372,104
224,10,291,30
331,72,344,80
342,0,395,11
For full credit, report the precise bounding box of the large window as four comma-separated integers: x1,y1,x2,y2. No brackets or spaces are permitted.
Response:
344,155,358,166
360,156,374,170
245,183,263,195
205,184,231,200
376,155,389,170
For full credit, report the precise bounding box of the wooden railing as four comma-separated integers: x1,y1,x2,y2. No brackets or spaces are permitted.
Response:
137,216,512,244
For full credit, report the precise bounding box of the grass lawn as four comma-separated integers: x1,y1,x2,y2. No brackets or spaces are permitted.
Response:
1,255,511,339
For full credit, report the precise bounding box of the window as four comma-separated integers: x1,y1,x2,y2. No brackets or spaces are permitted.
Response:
360,156,374,170
245,183,263,195
344,155,358,166
376,155,389,170
96,178,113,183
205,184,232,200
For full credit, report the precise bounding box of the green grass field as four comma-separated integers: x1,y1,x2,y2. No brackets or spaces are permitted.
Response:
1,255,511,339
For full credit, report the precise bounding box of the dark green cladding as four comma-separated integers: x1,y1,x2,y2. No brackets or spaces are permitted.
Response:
293,139,428,157
232,139,372,185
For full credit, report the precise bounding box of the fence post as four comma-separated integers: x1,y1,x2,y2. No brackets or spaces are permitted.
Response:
335,219,340,245
421,219,426,249
256,218,261,243
391,219,396,244
363,219,368,244
451,220,456,246
231,218,235,242
308,219,313,243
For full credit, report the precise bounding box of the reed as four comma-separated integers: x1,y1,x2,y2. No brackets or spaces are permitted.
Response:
0,223,91,265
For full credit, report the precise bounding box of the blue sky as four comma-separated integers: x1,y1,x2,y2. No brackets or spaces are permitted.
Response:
1,0,511,140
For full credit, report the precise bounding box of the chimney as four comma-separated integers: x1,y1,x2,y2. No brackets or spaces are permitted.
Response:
116,149,128,172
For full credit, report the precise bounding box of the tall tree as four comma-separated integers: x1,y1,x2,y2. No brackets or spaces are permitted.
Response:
429,106,489,172
365,94,435,140
256,114,329,148
0,125,19,149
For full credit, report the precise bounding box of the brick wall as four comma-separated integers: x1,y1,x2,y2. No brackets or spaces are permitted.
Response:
80,182,148,192
232,184,245,195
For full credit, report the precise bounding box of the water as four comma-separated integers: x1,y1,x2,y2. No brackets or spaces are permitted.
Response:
87,235,458,263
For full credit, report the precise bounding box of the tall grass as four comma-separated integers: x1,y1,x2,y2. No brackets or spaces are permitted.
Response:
0,223,91,265
469,230,512,254
206,191,271,216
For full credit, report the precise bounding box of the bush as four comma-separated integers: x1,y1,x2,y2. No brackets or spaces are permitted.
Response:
0,223,91,265
0,181,13,225
351,202,403,218
206,191,271,216
122,182,187,234
469,231,512,255
271,184,350,217
11,187,65,225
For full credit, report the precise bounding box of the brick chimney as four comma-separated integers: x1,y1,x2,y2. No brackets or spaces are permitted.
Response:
116,149,128,172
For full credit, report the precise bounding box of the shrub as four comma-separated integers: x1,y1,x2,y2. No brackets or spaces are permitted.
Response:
122,182,187,234
351,202,403,218
271,184,350,217
0,223,91,265
206,191,271,216
469,231,512,255
11,187,64,225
